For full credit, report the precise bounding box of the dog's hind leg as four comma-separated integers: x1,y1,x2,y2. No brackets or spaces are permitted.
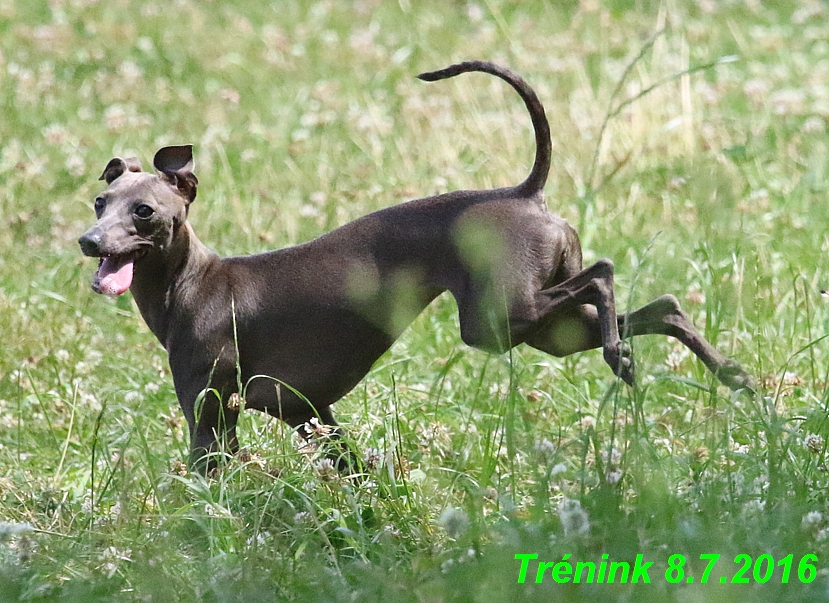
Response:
526,291,753,391
519,258,634,385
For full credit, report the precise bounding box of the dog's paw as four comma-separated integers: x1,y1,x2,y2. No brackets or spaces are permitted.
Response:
604,342,635,387
715,361,755,394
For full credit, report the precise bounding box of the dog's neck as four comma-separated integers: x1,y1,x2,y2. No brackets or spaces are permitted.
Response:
130,221,216,347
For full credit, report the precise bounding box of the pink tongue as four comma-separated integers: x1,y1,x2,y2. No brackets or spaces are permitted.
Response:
98,257,135,296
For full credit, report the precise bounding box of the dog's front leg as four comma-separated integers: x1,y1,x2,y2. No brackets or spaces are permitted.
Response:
173,370,240,473
189,389,240,472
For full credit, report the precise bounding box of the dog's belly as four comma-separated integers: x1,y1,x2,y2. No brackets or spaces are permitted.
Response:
236,306,394,418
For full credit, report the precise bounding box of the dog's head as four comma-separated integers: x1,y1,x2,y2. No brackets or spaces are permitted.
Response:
78,145,198,296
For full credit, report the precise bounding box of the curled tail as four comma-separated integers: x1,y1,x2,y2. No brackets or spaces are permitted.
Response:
417,60,551,196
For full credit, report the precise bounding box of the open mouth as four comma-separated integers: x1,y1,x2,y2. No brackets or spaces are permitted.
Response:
92,251,146,296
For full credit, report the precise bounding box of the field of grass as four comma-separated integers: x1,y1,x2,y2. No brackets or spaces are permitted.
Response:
2,0,829,600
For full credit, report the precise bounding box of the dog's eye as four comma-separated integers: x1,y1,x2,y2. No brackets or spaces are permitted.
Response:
134,204,155,219
94,197,105,216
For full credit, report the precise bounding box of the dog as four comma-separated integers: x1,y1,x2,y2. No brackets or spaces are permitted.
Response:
78,61,752,470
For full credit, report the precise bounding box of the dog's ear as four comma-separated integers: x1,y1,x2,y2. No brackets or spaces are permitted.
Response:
153,145,198,203
99,157,142,184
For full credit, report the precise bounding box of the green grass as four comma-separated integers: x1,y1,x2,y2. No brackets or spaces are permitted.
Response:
2,0,829,600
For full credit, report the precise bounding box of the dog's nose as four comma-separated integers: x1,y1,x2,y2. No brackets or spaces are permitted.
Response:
78,230,102,256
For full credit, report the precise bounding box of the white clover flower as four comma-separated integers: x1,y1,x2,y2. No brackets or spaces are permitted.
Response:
293,511,312,525
65,154,85,177
203,503,231,518
742,499,766,516
98,546,131,579
309,191,327,205
136,36,154,53
804,433,824,454
74,361,91,375
226,392,243,411
666,347,690,371
802,511,823,530
247,533,268,547
534,437,556,456
362,447,383,471
549,463,568,477
558,498,590,536
653,438,672,451
307,417,332,437
534,437,557,465
601,447,622,466
437,507,469,539
313,458,338,480
803,116,826,134
782,372,803,386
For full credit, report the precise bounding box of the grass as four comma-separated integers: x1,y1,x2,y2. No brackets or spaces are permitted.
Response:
1,0,829,600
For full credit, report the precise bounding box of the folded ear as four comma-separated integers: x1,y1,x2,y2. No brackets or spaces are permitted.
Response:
153,145,198,202
99,157,142,184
